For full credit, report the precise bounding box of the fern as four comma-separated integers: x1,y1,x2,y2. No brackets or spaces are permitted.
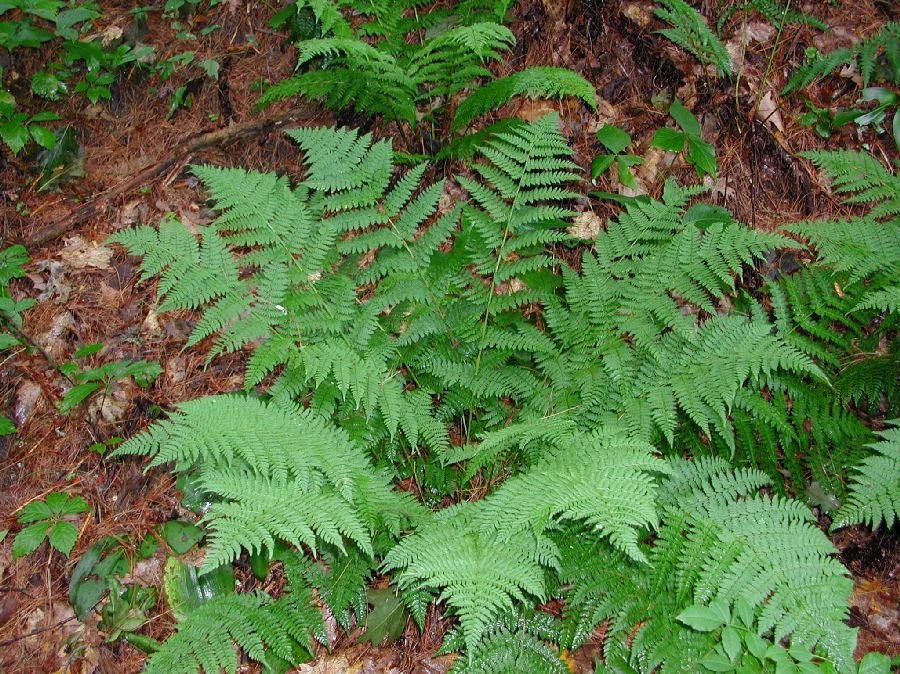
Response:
144,590,323,674
654,0,733,76
445,611,570,674
832,422,900,531
798,149,900,220
112,395,424,572
561,458,856,673
384,431,668,654
450,66,597,132
717,0,826,31
106,116,886,672
783,21,900,93
256,0,586,135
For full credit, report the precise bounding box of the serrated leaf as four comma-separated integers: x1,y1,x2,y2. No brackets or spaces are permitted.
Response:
29,124,56,149
700,652,735,672
686,136,716,178
1,119,29,154
745,633,769,659
721,626,742,662
48,521,78,556
650,127,685,152
12,522,50,559
18,499,53,523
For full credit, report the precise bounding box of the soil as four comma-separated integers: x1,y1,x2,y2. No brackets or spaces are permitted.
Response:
0,1,897,672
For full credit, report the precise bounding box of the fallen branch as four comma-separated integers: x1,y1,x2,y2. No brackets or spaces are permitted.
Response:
22,112,303,248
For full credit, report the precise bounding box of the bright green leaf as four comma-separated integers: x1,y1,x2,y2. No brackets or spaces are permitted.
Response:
591,154,616,180
721,626,742,662
596,124,631,153
29,124,56,149
650,127,685,152
670,100,701,136
47,520,78,556
12,522,50,559
1,119,29,154
676,603,728,632
159,520,204,555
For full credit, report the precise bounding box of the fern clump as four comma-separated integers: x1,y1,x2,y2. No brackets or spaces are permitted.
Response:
717,0,827,31
562,458,856,673
107,115,894,672
257,0,595,141
112,396,424,572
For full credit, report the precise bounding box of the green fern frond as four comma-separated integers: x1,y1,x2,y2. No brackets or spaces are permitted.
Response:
717,0,827,31
383,506,551,656
199,469,374,570
446,611,570,674
832,422,900,531
144,592,320,674
472,431,670,563
563,458,856,673
108,215,241,314
785,218,899,286
112,395,424,570
654,0,733,76
451,67,596,132
799,149,900,219
408,22,514,98
783,22,900,93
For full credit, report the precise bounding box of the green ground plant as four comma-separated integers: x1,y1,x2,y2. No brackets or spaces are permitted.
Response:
105,114,898,673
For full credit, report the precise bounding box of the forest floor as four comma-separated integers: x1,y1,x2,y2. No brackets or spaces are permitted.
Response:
0,1,898,672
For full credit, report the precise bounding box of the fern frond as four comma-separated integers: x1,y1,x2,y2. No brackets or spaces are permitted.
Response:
451,67,596,132
832,422,900,531
199,469,373,571
472,431,670,563
446,611,570,674
783,22,900,93
112,395,424,570
799,149,900,219
654,0,733,75
144,592,320,674
383,507,550,655
717,0,826,31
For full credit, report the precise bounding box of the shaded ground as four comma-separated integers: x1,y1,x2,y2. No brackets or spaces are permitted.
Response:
0,1,898,671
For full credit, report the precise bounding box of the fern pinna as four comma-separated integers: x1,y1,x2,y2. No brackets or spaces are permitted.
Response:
108,117,894,673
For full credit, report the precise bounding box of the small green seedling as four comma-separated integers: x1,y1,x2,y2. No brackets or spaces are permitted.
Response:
1,80,59,154
12,492,89,559
57,344,161,415
0,245,34,349
651,100,716,179
591,124,642,189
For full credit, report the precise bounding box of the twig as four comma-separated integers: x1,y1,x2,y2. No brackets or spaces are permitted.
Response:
0,615,76,648
0,315,70,381
22,111,304,249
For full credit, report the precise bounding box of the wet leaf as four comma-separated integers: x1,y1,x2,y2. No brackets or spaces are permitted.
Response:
359,588,408,646
163,557,234,621
159,520,204,554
